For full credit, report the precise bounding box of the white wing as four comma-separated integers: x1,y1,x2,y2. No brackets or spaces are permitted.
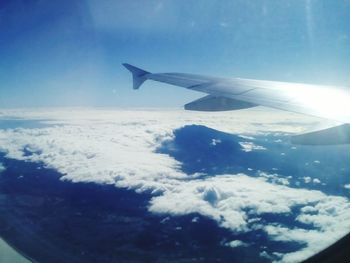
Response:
123,63,350,145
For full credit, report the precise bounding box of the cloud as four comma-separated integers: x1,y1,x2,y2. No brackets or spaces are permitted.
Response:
239,141,266,152
258,172,290,186
266,193,350,262
0,108,348,262
0,162,5,173
225,240,249,248
149,173,350,262
313,178,321,184
303,176,312,183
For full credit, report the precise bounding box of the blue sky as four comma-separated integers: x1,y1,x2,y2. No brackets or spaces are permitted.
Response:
1,0,350,108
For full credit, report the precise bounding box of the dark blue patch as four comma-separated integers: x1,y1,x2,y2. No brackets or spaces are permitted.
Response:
157,125,350,197
157,125,245,175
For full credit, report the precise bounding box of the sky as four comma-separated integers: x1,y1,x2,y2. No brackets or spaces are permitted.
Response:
1,0,350,108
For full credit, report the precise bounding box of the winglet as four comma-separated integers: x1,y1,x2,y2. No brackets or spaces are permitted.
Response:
122,63,150,90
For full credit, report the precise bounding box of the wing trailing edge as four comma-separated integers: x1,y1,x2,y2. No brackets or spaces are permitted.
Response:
185,95,257,112
291,124,350,145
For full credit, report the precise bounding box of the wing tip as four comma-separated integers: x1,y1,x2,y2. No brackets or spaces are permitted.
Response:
122,63,150,90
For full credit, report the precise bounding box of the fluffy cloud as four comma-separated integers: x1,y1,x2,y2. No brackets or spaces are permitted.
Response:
149,174,350,262
0,108,348,262
266,193,350,262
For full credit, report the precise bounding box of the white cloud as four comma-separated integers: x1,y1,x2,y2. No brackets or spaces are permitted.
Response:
210,138,221,146
313,178,321,184
303,176,312,184
344,184,350,190
0,162,5,173
258,172,290,186
239,141,266,152
265,221,349,263
260,250,273,260
303,177,321,185
160,217,170,224
191,216,199,223
0,108,347,263
149,173,350,258
225,240,249,248
269,194,350,262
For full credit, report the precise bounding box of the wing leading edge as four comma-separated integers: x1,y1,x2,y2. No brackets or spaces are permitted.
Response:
123,63,350,144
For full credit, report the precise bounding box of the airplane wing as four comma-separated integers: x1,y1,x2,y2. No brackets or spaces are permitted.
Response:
123,63,350,145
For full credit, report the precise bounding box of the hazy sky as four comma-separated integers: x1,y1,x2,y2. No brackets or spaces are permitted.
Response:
1,0,350,108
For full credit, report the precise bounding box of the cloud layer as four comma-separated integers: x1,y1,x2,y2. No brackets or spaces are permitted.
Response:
0,108,348,262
